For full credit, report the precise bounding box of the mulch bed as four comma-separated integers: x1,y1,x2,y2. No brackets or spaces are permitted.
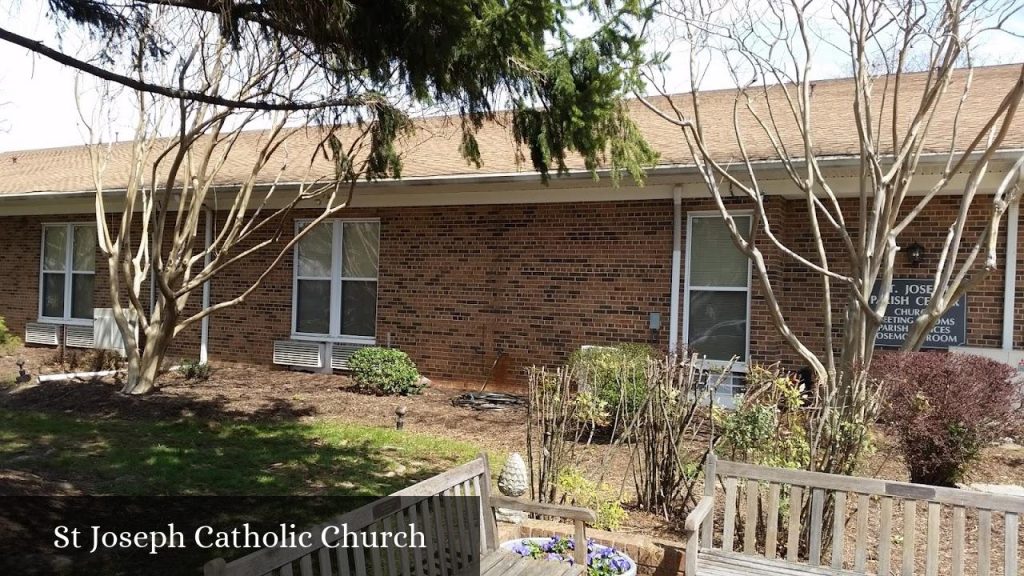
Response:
0,346,527,456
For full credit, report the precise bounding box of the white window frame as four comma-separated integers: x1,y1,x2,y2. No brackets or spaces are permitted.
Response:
682,211,753,373
39,223,96,326
291,218,379,344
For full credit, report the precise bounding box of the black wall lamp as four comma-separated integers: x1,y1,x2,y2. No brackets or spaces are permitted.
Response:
905,242,925,267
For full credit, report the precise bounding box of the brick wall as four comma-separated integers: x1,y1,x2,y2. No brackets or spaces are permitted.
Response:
207,201,676,385
0,216,48,336
0,194,1020,389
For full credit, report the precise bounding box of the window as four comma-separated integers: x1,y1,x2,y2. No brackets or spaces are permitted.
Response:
40,223,97,323
293,219,379,341
684,214,751,365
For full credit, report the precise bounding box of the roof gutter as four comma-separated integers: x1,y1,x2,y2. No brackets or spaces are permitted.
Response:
0,149,1021,202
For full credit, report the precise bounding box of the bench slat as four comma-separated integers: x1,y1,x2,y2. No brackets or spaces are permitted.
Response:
1006,512,1019,576
430,495,448,576
724,477,738,552
407,504,424,576
442,489,461,570
353,544,367,576
765,483,781,560
878,497,893,575
925,502,940,576
786,486,803,562
699,549,865,576
335,546,350,576
808,488,824,566
369,519,384,576
744,481,759,554
979,509,992,576
385,515,399,576
831,491,846,570
449,487,466,568
902,500,916,576
396,509,412,576
853,494,869,572
951,506,965,576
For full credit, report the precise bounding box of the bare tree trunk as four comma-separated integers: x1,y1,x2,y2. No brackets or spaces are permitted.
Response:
121,298,176,395
123,342,165,395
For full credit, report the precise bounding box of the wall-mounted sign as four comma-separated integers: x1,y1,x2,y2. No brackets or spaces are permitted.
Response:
869,279,967,349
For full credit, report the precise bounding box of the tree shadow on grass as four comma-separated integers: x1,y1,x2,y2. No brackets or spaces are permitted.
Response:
0,408,473,497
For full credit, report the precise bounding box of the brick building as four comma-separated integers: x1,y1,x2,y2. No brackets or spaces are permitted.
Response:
0,66,1022,390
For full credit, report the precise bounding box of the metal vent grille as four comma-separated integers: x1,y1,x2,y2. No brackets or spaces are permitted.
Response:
330,343,367,370
65,325,95,349
273,340,323,368
25,323,60,345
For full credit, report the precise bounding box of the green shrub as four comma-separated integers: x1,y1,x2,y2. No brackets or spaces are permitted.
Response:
569,344,653,418
348,347,424,396
0,316,22,356
555,467,628,531
177,359,211,381
873,352,1022,486
716,364,811,470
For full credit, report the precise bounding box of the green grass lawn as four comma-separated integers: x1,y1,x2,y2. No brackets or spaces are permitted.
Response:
0,409,481,495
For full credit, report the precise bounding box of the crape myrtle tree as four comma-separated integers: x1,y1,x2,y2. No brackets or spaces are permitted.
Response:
635,0,1023,475
18,0,659,394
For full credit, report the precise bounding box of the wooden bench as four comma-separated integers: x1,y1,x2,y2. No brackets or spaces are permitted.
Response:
204,455,595,576
685,454,1024,576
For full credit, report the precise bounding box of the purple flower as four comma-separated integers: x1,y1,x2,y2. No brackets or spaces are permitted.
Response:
519,537,631,575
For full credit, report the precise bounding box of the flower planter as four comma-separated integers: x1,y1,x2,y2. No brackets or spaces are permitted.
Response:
500,536,637,576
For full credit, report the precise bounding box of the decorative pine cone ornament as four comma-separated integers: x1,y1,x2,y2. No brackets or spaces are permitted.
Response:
497,453,528,497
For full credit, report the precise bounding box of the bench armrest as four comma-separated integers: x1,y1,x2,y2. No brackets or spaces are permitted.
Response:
684,494,716,573
490,495,594,565
685,496,715,532
489,495,597,523
685,496,715,576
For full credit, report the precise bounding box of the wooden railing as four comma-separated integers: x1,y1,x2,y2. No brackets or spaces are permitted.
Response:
687,454,1024,575
203,455,596,576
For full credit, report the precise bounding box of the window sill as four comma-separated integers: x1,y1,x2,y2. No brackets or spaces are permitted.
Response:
289,333,376,346
693,358,748,372
37,318,94,327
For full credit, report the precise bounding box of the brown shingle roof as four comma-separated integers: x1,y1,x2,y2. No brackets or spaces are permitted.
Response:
0,64,1021,196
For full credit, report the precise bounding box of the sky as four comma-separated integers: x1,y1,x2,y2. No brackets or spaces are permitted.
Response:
0,0,1022,153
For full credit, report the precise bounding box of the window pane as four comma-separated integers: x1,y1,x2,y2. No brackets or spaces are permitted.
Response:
71,274,94,319
43,226,67,271
343,222,379,278
42,273,65,317
297,223,333,277
341,280,376,336
688,290,747,361
689,216,750,287
73,226,96,271
296,279,331,334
